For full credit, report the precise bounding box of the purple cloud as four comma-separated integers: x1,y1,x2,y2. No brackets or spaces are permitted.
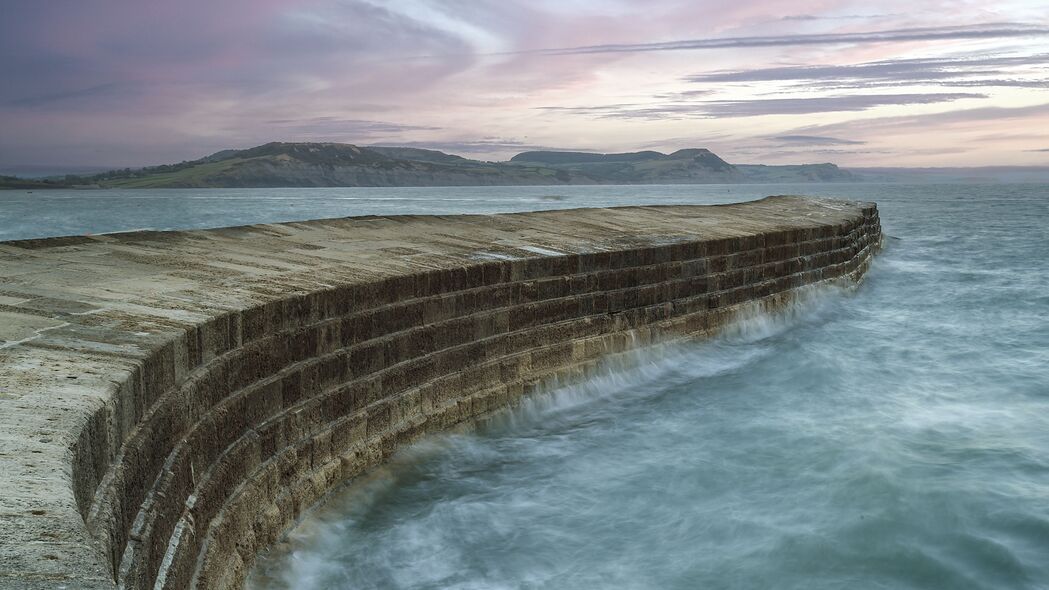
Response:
1,0,1048,168
683,54,1049,92
771,135,866,146
526,23,1049,56
540,93,986,120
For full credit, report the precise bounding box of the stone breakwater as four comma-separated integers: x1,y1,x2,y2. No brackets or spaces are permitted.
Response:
0,197,881,590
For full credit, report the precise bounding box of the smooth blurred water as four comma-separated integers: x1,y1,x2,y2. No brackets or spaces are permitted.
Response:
5,184,1049,589
0,185,751,241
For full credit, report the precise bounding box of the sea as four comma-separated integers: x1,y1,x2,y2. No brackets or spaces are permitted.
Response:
4,184,1048,589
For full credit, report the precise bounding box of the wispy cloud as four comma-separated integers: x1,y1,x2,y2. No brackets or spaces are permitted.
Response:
934,79,1049,89
789,101,1049,135
7,82,135,108
780,14,903,22
263,117,441,136
687,54,1049,83
541,93,985,120
2,0,1048,167
770,135,866,146
694,93,987,117
684,53,1049,91
770,101,1049,164
526,23,1049,56
652,89,716,100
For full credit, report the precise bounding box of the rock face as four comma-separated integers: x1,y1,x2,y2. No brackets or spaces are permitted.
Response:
0,197,882,589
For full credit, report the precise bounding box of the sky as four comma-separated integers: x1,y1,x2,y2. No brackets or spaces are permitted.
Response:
1,0,1048,171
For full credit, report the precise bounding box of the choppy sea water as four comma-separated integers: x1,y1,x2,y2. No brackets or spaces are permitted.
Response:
5,184,1048,589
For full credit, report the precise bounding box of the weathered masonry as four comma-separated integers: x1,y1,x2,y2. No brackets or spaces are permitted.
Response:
0,197,881,589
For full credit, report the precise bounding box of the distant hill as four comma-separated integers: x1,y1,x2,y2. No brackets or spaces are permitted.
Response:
0,175,66,189
1,142,863,189
367,146,474,165
40,142,586,188
509,148,746,183
736,163,860,183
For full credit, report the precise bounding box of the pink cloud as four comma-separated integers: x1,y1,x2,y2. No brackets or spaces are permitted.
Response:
1,0,1047,168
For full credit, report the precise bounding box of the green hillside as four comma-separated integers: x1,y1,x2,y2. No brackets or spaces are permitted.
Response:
2,141,861,188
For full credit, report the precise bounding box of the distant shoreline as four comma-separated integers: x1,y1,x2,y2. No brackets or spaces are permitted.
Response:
0,142,856,189
4,142,1048,189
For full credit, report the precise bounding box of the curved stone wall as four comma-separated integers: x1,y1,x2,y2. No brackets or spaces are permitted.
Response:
0,197,881,589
